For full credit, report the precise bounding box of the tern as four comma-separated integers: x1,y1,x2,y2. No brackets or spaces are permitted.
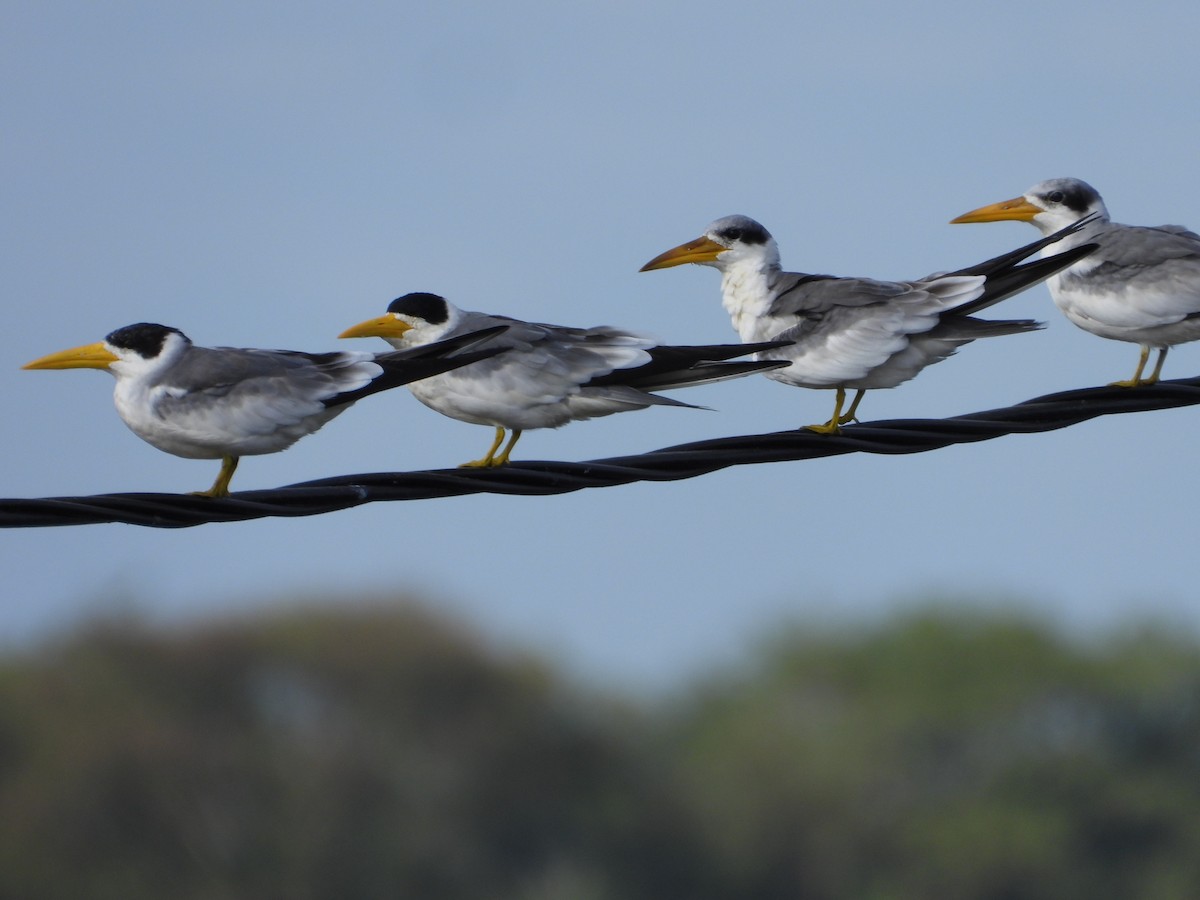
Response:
23,322,507,496
339,292,789,467
952,177,1200,386
640,215,1097,432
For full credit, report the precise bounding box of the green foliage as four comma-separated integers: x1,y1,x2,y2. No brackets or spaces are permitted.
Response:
665,612,1200,899
0,605,700,900
2,603,1200,898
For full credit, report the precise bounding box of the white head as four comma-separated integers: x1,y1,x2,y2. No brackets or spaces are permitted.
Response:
640,214,781,273
952,177,1110,235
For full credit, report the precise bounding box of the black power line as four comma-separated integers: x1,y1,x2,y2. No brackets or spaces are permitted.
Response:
4,377,1198,530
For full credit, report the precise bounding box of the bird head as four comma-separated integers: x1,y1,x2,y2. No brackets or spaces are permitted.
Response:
339,292,460,348
640,214,781,273
951,178,1110,235
23,323,191,378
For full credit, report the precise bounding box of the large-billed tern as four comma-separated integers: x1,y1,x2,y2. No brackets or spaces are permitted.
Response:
339,292,789,467
952,177,1200,386
640,215,1097,432
23,322,507,496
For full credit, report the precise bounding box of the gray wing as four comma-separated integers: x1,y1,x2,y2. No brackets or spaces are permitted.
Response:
1064,222,1200,324
759,271,992,383
1092,222,1200,270
154,346,377,435
447,314,657,399
765,271,981,342
766,272,909,320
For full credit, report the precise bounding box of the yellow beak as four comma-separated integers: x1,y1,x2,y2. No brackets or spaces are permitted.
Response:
338,315,413,340
23,341,119,370
950,196,1043,224
640,235,726,271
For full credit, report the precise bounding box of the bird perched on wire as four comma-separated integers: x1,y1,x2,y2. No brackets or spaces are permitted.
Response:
952,177,1200,387
23,322,508,496
639,215,1097,433
338,292,789,467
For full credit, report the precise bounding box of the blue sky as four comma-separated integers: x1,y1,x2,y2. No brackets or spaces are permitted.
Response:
3,1,1198,689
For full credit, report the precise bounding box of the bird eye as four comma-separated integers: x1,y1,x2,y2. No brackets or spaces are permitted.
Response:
1046,191,1065,204
722,228,743,242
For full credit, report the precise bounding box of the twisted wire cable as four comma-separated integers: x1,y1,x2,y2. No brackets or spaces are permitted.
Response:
5,377,1199,529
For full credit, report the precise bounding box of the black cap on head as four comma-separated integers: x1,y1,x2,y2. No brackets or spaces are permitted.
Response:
105,323,188,358
1037,178,1101,216
386,292,450,325
711,215,772,246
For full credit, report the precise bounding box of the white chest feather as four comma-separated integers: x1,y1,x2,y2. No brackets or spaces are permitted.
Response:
720,266,777,342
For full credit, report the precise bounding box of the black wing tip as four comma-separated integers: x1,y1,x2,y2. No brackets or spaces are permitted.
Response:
389,325,510,361
736,359,791,373
951,214,1101,280
325,342,509,408
1009,242,1096,283
739,339,795,354
1050,241,1099,265
695,358,789,373
380,344,507,381
974,317,1046,331
649,339,793,362
631,358,788,390
948,241,1095,317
